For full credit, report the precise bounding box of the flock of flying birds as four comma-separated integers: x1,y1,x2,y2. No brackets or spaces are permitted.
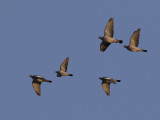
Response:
29,18,147,96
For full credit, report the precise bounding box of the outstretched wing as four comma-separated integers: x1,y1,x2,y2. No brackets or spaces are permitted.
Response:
129,28,140,47
32,81,41,96
104,18,114,37
60,57,69,72
101,82,110,96
100,41,111,52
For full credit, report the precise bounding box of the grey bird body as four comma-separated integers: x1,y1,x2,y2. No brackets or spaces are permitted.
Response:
124,28,147,52
29,75,52,96
99,77,121,96
56,57,73,77
99,18,123,52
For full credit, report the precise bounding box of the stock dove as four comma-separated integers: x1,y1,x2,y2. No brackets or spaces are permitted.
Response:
29,75,52,96
56,57,73,77
124,28,147,52
98,18,123,52
99,77,121,96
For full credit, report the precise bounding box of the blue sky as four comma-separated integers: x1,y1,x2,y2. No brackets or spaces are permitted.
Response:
0,0,159,119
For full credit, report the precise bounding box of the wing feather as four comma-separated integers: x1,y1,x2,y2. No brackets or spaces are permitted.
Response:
129,28,140,47
101,82,110,96
100,42,111,52
32,81,41,96
60,57,69,72
104,18,114,37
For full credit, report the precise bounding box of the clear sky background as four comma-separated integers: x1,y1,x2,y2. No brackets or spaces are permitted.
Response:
0,0,159,120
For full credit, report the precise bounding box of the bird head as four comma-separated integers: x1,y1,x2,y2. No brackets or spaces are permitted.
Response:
99,77,103,80
98,36,103,40
29,75,37,79
29,75,34,78
124,45,128,48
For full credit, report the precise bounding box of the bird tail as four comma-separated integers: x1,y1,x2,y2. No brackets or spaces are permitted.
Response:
141,49,147,52
46,80,52,83
116,39,123,43
69,74,73,76
116,80,121,82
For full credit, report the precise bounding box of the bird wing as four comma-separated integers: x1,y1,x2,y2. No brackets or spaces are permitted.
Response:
104,18,114,37
37,78,50,82
60,57,69,72
101,82,110,96
35,75,43,79
32,81,41,96
100,41,111,52
129,28,140,47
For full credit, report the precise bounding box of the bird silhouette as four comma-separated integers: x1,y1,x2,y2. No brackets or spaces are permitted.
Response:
124,28,147,52
98,18,123,52
56,57,73,77
29,75,52,96
99,77,121,96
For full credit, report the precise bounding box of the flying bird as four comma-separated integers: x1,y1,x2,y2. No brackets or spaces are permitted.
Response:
99,77,121,96
29,75,52,96
56,57,73,77
124,28,147,52
98,18,123,52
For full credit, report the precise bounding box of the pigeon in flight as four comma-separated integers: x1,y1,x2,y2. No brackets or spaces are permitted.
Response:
124,28,147,52
99,77,121,96
29,75,52,96
98,18,123,52
56,57,73,77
